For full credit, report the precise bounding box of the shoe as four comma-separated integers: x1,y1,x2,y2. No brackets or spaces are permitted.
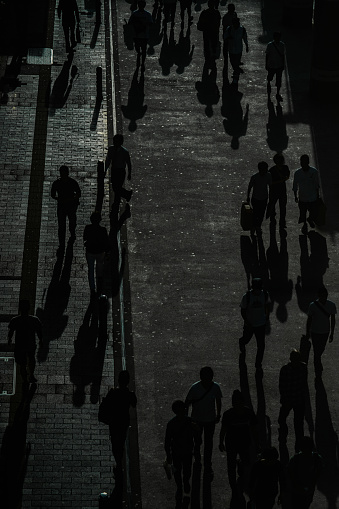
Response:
307,217,315,228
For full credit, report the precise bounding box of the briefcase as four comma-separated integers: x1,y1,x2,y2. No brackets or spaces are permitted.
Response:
241,202,253,231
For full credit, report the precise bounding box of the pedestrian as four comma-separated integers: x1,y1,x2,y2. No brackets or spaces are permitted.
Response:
83,212,110,299
266,32,286,102
249,446,284,509
164,400,195,506
305,286,336,376
278,349,308,451
288,436,323,509
292,154,320,235
105,134,133,208
57,0,80,54
163,0,177,28
239,277,269,370
222,3,237,61
185,366,222,477
247,161,272,236
267,153,290,230
100,370,137,477
224,17,248,83
197,0,221,68
8,299,43,384
128,0,153,69
51,165,81,246
219,390,257,501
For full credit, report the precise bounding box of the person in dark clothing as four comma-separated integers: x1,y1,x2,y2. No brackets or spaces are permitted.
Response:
105,134,133,208
51,165,81,246
267,153,290,229
222,3,237,61
278,350,308,451
128,0,153,68
104,370,137,476
83,212,110,298
249,446,285,509
165,400,195,506
197,0,221,68
288,436,323,509
247,161,272,236
57,0,80,53
219,390,257,499
8,299,43,383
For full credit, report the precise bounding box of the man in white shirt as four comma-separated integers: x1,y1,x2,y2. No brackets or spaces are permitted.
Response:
292,154,319,234
305,286,336,375
266,32,285,102
185,366,222,476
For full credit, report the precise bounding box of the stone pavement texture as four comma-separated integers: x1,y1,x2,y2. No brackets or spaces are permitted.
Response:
0,0,339,508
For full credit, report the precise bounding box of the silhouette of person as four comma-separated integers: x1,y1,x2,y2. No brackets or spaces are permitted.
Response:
249,446,284,509
8,299,43,384
51,165,81,246
224,17,248,84
57,0,80,54
288,436,323,509
219,390,257,501
163,0,177,28
222,87,249,148
103,370,137,477
305,286,336,376
185,366,222,477
179,0,193,27
292,154,320,235
195,62,220,117
197,0,221,69
266,32,285,102
267,153,290,230
278,349,308,451
165,400,195,506
83,212,110,299
105,134,133,210
239,277,269,370
128,0,153,69
222,3,237,63
174,25,195,74
121,69,148,130
247,161,272,236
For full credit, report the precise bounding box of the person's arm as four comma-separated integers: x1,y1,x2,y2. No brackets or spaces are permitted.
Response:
292,173,298,202
215,396,221,423
330,315,335,342
51,181,58,200
243,27,249,52
75,181,81,200
218,419,226,452
105,146,113,172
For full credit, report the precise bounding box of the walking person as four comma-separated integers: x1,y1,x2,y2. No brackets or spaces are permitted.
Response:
267,153,290,230
305,286,336,376
288,436,323,509
219,390,257,502
128,0,153,69
222,3,237,62
197,0,221,69
224,17,248,84
292,154,320,235
57,0,80,53
8,300,43,384
266,32,286,102
105,134,133,208
83,212,110,299
278,350,308,451
185,366,222,477
239,278,269,370
249,446,285,509
247,161,272,236
51,165,81,246
165,400,195,507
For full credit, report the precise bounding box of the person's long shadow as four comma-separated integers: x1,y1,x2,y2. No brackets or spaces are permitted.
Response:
266,99,289,153
295,231,329,313
121,69,147,131
266,227,293,323
69,297,108,407
36,241,73,362
49,52,78,113
109,202,130,297
174,24,195,74
90,0,102,48
240,234,269,289
195,62,220,117
158,25,176,75
315,377,339,509
221,78,249,149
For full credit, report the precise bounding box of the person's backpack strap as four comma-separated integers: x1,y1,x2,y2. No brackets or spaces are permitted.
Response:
314,300,331,318
192,382,214,406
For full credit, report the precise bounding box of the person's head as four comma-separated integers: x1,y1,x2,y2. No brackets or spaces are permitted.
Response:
300,154,310,169
232,389,244,408
273,31,281,42
318,286,328,302
227,3,235,13
118,370,130,388
90,211,102,224
261,446,279,461
59,165,69,179
19,299,30,315
299,436,314,454
113,134,124,147
273,153,285,166
200,366,214,383
172,400,186,416
289,349,301,365
137,0,146,9
251,277,263,291
258,161,268,175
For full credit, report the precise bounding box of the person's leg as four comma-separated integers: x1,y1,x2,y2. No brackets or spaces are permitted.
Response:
172,454,184,499
308,200,317,224
62,23,71,52
27,350,36,382
110,425,128,471
268,193,279,222
68,205,77,238
298,201,307,227
239,324,254,352
193,421,203,464
86,251,96,291
202,421,215,472
57,207,67,246
69,19,76,48
311,332,328,375
293,403,305,451
267,69,274,95
278,403,292,442
226,447,238,491
15,350,28,382
95,252,105,294
278,192,287,228
275,68,283,98
254,325,266,368
140,38,147,66
182,452,192,492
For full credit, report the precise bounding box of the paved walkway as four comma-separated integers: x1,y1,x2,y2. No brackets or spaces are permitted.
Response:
1,0,339,508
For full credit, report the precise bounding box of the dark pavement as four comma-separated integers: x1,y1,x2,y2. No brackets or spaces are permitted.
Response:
1,0,339,508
